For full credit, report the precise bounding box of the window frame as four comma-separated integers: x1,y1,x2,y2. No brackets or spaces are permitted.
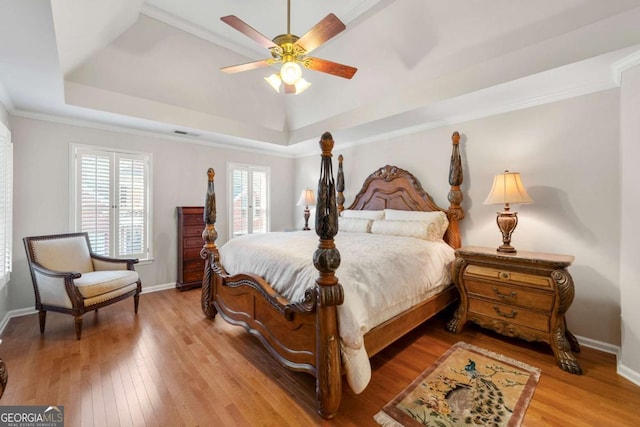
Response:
0,122,12,289
70,143,153,261
227,162,271,240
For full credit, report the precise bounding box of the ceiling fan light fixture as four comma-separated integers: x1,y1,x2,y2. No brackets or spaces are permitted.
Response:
294,78,311,94
280,61,302,85
264,74,282,92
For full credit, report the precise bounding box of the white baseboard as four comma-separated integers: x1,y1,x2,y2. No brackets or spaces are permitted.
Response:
0,306,37,335
575,334,620,355
618,362,640,387
575,334,640,387
140,282,176,294
0,282,178,335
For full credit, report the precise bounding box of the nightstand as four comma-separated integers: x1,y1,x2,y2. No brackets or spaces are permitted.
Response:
447,246,582,375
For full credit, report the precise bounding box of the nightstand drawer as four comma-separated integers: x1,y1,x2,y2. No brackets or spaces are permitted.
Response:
465,279,555,311
465,265,553,289
468,298,550,332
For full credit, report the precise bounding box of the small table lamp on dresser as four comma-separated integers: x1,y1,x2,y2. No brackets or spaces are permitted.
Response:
297,188,316,230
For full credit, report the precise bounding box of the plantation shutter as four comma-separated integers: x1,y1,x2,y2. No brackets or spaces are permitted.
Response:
251,169,268,233
0,124,12,287
79,150,112,255
232,168,249,237
229,164,270,239
74,146,150,259
116,154,147,258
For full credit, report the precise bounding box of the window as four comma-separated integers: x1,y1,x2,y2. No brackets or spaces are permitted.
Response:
71,145,152,260
228,163,270,239
0,123,12,288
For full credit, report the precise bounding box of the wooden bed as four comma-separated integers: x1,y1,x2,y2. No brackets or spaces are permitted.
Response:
200,131,464,419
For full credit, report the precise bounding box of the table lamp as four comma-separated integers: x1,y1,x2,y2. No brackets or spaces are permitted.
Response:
483,170,533,253
296,188,316,230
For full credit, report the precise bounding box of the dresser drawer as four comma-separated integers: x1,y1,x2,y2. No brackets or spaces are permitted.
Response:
468,298,550,332
183,215,204,226
184,259,205,271
183,236,203,248
183,225,203,237
184,247,202,259
464,265,553,289
465,279,555,311
183,269,204,283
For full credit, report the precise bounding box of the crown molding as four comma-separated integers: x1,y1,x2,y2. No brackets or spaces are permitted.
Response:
612,49,640,86
0,79,14,112
140,3,265,60
11,109,297,158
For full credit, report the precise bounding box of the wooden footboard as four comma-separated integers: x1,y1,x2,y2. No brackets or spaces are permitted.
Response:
200,131,463,419
200,132,343,418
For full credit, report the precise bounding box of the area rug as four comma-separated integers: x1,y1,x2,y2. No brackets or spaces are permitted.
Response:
374,342,540,427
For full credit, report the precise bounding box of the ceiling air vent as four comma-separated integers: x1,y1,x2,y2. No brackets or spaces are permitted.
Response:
173,130,201,137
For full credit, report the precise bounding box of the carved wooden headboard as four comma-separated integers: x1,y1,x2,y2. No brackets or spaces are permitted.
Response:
336,132,464,248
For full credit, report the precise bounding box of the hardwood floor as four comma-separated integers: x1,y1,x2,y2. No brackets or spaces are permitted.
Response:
1,288,639,426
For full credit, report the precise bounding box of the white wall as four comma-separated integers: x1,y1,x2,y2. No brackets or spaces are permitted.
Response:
8,116,295,311
0,100,9,324
0,101,8,127
296,89,622,346
619,64,640,377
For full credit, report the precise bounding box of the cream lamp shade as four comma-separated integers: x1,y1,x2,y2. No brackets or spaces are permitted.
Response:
297,188,316,207
484,171,533,253
484,171,533,206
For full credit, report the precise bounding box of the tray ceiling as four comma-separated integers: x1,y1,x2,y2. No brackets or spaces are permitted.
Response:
1,0,640,155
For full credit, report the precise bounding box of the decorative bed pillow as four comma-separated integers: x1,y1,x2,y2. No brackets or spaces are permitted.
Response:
341,209,385,220
383,209,449,239
371,219,446,241
338,217,372,233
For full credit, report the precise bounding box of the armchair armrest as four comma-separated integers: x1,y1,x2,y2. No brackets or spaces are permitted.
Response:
91,253,139,271
29,262,83,309
30,262,82,280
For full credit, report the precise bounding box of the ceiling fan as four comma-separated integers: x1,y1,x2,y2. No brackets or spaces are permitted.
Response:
219,0,358,94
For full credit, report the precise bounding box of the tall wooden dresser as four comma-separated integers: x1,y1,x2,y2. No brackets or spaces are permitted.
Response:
176,206,205,291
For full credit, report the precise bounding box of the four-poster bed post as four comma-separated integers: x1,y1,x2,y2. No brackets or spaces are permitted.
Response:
199,131,464,419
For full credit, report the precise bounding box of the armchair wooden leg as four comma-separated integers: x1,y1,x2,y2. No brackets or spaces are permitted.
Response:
38,310,46,334
74,316,83,340
134,293,140,314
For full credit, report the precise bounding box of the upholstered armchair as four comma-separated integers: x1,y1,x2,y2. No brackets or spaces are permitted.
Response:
23,232,142,339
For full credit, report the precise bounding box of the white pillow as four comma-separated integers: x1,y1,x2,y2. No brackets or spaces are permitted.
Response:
383,209,449,239
340,209,385,220
338,217,372,233
370,220,436,241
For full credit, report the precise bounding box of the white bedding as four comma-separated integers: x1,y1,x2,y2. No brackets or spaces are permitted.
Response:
219,230,455,393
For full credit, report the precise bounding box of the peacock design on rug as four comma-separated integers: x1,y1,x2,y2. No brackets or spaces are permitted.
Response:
442,359,511,426
406,358,529,427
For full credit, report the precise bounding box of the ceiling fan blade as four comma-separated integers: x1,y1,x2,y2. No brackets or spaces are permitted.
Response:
304,57,357,79
220,59,274,74
295,13,346,54
220,15,278,50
